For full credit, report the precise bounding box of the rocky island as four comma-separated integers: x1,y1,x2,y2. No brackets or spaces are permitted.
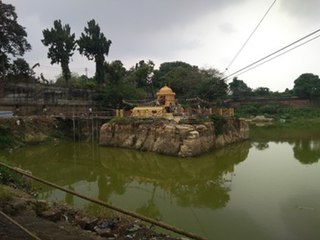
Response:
99,118,249,157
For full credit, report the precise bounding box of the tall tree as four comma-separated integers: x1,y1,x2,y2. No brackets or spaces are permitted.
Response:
229,77,252,99
293,73,320,99
7,58,34,82
0,1,31,78
42,20,76,82
78,19,112,85
105,60,126,84
153,61,201,100
197,69,228,101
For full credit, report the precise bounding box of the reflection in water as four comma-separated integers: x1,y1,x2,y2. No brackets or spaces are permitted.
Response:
252,142,269,150
251,125,320,165
98,142,249,211
136,184,161,219
1,140,250,216
293,140,320,164
1,126,320,240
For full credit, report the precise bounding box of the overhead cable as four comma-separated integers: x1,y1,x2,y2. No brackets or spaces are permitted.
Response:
231,33,320,77
225,0,277,71
222,28,320,80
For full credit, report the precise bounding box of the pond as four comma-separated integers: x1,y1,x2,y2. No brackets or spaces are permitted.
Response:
1,124,320,240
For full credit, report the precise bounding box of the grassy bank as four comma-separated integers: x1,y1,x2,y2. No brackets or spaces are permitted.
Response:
236,104,320,124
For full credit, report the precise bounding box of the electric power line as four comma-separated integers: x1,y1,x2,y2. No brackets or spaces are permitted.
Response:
225,0,277,71
222,28,320,81
230,33,320,78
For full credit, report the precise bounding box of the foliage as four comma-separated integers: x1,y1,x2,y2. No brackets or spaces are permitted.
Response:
0,124,15,149
95,82,146,109
209,114,227,135
236,102,320,123
153,62,200,99
228,77,252,99
0,1,31,78
235,103,281,117
280,107,320,120
42,19,76,82
55,73,96,88
253,87,270,97
0,167,25,188
153,61,194,88
293,73,320,99
0,159,25,189
105,60,127,85
78,19,112,85
196,69,228,101
6,58,34,82
153,61,226,103
125,60,155,97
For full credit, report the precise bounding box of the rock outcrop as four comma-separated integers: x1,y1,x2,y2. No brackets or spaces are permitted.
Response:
100,118,249,157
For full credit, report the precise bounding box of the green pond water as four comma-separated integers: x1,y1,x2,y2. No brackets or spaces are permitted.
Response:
1,125,320,240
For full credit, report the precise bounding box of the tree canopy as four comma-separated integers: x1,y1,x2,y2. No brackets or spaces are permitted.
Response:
293,73,320,99
0,0,31,78
78,19,112,85
153,62,226,103
229,77,252,99
7,58,34,82
42,19,76,82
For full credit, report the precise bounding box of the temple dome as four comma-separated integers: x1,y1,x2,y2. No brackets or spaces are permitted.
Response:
156,86,176,96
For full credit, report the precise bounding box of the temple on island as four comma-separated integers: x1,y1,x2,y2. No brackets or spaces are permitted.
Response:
131,85,176,118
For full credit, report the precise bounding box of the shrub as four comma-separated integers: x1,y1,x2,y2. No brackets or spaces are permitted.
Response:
209,114,227,135
0,166,25,188
0,125,15,149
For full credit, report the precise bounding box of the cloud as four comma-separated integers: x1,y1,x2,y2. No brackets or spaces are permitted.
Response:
8,0,245,61
6,0,319,91
280,0,320,22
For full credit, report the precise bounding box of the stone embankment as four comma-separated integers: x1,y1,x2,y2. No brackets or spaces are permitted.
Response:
99,118,249,157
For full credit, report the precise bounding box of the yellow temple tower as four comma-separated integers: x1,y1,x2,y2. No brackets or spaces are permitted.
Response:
156,85,176,107
131,86,176,118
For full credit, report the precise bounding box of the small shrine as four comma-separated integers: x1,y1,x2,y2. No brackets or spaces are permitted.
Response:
156,85,176,107
131,85,176,118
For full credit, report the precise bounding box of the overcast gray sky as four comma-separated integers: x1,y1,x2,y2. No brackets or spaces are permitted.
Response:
5,0,320,91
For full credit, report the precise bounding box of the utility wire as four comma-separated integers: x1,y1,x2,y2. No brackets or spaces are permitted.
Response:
225,0,277,71
231,33,320,77
222,28,320,81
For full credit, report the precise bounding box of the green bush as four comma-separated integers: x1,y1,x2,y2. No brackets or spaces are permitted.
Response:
209,114,227,135
0,125,15,149
0,166,25,188
260,104,279,115
236,103,320,123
